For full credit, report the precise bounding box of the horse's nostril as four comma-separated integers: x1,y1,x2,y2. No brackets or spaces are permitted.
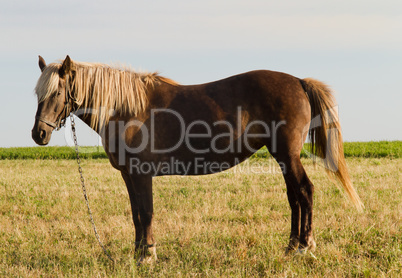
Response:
39,130,46,139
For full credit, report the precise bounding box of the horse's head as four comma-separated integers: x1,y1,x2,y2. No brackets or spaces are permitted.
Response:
32,55,75,145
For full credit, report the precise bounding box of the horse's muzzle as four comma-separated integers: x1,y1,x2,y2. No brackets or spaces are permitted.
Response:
31,122,52,145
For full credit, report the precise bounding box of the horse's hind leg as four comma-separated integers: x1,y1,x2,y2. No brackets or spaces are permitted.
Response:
284,173,301,253
274,153,316,253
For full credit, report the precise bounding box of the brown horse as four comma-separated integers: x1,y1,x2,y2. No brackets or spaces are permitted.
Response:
32,55,363,263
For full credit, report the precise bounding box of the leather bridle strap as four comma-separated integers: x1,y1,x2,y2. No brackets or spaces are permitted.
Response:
35,116,58,129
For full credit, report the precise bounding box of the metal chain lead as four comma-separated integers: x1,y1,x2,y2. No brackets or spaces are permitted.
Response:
70,114,114,263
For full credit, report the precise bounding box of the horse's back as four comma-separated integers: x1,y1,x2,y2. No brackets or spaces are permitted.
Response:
168,69,310,127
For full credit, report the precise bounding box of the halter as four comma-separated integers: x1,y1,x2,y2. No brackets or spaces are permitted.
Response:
36,75,76,130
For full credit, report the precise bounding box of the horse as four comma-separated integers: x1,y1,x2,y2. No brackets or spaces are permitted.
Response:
32,55,363,263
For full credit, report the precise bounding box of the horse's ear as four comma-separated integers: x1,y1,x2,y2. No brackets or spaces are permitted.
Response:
59,55,75,77
38,55,46,72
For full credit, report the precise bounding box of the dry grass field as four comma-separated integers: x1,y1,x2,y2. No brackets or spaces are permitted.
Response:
0,157,400,277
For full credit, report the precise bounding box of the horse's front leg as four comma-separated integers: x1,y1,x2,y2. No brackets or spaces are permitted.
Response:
121,173,157,264
121,173,143,250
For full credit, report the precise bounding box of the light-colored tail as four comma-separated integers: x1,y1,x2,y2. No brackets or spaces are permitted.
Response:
301,78,364,211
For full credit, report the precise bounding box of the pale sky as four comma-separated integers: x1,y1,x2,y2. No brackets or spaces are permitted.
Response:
1,0,401,147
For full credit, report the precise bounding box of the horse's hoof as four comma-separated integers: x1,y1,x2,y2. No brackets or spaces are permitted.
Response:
285,237,299,255
295,247,317,259
136,255,156,266
285,245,297,255
295,247,307,255
307,239,316,252
136,246,158,266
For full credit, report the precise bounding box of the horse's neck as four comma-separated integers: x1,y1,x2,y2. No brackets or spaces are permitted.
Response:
73,81,177,134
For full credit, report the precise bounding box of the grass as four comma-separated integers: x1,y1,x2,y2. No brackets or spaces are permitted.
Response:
0,146,106,160
0,141,401,160
253,141,402,159
0,157,400,277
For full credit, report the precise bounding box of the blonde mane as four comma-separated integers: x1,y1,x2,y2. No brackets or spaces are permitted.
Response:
35,60,178,130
